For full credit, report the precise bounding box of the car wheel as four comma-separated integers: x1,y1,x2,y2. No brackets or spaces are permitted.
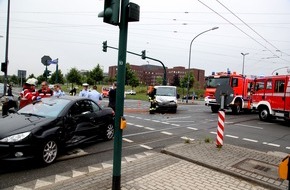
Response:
259,107,271,121
103,123,114,140
40,140,58,165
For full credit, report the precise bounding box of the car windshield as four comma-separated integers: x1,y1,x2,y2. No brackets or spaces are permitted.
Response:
156,87,176,96
206,77,230,88
18,98,71,118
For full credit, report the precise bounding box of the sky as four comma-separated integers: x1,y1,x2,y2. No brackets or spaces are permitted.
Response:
0,0,290,78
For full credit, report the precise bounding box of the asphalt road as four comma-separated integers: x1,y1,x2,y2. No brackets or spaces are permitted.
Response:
0,99,289,189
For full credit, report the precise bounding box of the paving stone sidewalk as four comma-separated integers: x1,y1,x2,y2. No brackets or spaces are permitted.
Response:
162,141,289,190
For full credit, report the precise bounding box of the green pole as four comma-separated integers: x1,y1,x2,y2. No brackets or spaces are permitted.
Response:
112,0,128,189
45,65,48,81
55,63,58,83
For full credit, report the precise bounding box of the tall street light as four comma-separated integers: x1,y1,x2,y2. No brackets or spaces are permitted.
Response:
186,27,219,103
241,53,249,76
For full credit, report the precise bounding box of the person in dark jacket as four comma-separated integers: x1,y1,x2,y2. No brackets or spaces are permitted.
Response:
108,82,117,111
2,84,18,116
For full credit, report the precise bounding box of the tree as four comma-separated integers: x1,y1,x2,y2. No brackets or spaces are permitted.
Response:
66,68,82,88
156,76,163,85
49,69,65,84
37,75,46,84
171,74,180,87
125,63,139,89
89,64,104,85
9,75,19,85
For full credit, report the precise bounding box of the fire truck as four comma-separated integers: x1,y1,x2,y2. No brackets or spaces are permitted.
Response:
251,75,290,122
204,71,254,114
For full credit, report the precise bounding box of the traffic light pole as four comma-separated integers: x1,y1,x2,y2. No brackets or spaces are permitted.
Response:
105,45,167,85
3,0,10,95
112,0,128,189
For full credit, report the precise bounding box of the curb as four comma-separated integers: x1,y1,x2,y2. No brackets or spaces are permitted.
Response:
161,149,283,190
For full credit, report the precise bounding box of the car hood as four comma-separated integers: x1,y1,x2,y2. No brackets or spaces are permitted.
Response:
156,96,177,103
0,114,55,138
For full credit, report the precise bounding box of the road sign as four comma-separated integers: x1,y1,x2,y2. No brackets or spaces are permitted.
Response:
41,55,51,66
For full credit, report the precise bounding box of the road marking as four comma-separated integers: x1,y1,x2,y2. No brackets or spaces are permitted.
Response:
168,120,196,123
286,147,290,150
257,122,272,125
144,127,155,130
165,116,191,120
140,144,153,150
152,120,160,123
123,138,133,143
162,122,170,124
135,124,144,128
136,117,143,119
171,124,180,127
234,124,263,130
225,122,234,124
262,142,281,147
181,136,194,141
225,135,239,139
161,131,173,135
242,138,258,143
210,131,217,135
187,127,198,130
127,122,134,125
144,118,151,121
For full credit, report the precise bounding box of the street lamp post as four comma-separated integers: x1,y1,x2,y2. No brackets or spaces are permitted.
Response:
186,27,219,103
241,53,249,76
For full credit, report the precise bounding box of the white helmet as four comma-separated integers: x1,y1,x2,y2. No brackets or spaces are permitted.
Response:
26,78,38,86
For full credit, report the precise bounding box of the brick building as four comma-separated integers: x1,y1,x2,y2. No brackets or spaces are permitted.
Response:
108,64,205,89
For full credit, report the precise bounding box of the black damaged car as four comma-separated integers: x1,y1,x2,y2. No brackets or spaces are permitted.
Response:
0,96,115,165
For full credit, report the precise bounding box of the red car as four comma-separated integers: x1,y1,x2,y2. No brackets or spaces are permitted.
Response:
102,87,110,98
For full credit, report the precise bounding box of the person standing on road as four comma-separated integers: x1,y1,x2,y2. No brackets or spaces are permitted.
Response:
79,83,90,98
88,85,102,105
19,78,40,109
38,81,53,98
148,87,157,114
53,84,65,97
108,82,117,111
2,83,18,116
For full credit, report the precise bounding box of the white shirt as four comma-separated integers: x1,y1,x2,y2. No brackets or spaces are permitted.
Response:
79,89,89,98
88,90,102,104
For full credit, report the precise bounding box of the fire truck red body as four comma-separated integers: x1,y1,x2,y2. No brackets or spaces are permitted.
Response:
204,71,254,113
251,75,290,121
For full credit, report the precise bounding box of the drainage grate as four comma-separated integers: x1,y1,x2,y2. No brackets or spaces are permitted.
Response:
233,159,279,179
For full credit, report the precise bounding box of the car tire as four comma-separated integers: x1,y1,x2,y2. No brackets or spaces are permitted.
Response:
259,107,271,121
39,139,58,165
232,100,242,115
103,123,114,140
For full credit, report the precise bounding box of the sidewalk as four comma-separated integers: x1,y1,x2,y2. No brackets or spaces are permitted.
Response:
4,141,289,190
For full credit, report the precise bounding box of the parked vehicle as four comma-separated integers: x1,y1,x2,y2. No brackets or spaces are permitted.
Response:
251,74,290,122
125,90,136,95
101,87,110,98
0,96,115,165
204,70,254,114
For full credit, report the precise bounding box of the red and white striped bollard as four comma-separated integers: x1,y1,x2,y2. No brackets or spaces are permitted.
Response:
216,110,225,147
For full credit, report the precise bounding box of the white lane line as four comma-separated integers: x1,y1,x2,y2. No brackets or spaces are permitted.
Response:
262,142,281,147
135,124,144,128
144,118,151,121
162,122,170,124
140,144,153,150
165,116,191,120
167,121,196,123
187,127,198,130
136,117,143,119
181,136,194,141
242,138,258,143
171,124,180,127
225,135,239,139
286,147,290,150
257,122,272,125
122,138,133,143
127,122,134,125
152,120,160,123
234,124,263,130
144,127,155,130
210,131,217,135
161,131,173,135
127,116,135,118
225,122,234,124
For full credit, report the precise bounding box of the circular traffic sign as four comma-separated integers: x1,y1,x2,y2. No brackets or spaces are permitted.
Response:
215,84,234,106
41,55,52,66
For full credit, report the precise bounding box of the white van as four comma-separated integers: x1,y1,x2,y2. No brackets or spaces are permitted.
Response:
154,85,178,113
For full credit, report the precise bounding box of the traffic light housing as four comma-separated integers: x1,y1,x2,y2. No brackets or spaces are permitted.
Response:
103,41,107,52
1,62,7,73
98,0,120,25
141,50,146,59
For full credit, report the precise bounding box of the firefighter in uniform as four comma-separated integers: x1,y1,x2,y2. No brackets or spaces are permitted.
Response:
148,87,156,114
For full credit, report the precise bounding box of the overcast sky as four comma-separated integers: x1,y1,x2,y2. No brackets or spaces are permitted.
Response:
0,0,290,78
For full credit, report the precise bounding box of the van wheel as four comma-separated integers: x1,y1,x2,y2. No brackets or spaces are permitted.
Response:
211,105,219,113
259,107,271,121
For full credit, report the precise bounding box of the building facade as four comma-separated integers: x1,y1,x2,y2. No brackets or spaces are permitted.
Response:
108,64,205,89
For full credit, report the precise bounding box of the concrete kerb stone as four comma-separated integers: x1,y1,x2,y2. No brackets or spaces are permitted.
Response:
161,143,286,190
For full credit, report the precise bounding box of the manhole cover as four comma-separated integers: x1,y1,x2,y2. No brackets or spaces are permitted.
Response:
233,159,278,179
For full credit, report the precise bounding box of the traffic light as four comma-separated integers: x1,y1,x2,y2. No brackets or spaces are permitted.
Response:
98,0,120,25
103,41,107,52
43,70,51,78
141,50,146,59
1,62,7,73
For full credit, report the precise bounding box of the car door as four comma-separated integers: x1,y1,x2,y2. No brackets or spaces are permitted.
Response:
272,78,286,111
